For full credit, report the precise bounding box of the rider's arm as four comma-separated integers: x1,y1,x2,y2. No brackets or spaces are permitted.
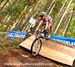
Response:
45,21,48,30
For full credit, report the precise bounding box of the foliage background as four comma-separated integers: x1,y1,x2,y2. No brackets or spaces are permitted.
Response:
0,0,75,38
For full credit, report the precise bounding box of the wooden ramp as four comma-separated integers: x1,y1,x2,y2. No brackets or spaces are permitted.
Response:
19,35,75,66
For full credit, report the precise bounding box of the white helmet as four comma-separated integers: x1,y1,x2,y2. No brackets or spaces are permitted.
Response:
39,11,47,16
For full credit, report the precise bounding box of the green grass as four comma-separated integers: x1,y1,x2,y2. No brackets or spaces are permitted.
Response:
0,26,5,32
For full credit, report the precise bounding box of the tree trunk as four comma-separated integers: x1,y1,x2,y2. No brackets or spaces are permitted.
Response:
54,0,73,34
53,0,68,33
0,0,9,11
63,8,74,36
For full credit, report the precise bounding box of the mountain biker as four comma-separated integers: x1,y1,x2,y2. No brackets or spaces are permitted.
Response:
37,11,53,38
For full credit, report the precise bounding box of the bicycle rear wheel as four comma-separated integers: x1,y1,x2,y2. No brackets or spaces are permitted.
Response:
31,38,42,56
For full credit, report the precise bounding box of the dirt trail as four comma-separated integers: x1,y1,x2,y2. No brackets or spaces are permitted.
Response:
0,47,60,67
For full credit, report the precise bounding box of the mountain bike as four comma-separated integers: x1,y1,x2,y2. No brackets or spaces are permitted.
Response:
31,20,50,56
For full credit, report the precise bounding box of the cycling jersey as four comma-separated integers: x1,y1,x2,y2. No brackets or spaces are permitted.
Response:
38,15,52,23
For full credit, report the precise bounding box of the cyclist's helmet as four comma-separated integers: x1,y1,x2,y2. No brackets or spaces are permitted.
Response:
39,11,47,16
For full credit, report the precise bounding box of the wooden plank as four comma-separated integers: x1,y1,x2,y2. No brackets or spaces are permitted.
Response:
42,39,75,57
19,35,75,66
19,35,36,50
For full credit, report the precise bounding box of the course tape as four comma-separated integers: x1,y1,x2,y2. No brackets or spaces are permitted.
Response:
7,31,75,46
7,31,27,39
50,35,75,46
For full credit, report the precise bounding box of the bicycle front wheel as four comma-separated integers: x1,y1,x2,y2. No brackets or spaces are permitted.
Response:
31,38,42,56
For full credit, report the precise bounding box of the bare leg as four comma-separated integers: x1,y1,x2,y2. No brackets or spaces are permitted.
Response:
48,23,52,34
47,23,52,38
